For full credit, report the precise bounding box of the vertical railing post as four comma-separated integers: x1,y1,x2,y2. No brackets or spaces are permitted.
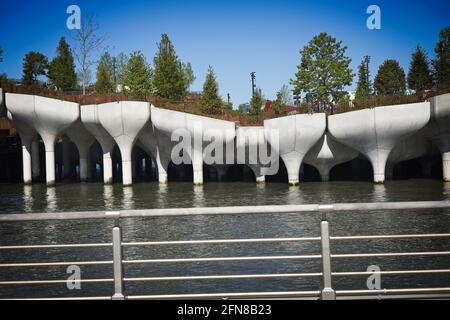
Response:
112,225,125,300
320,220,336,300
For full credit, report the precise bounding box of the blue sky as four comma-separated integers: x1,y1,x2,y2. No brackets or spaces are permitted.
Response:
1,0,449,106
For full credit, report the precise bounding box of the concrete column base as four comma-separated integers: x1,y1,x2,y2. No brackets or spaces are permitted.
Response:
103,155,113,184
256,175,265,183
374,173,385,184
22,144,32,185
122,160,132,186
443,152,450,182
321,174,330,182
46,150,56,186
288,179,299,186
158,172,168,184
193,169,203,185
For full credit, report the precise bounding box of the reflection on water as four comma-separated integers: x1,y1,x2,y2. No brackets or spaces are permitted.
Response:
371,184,387,202
0,180,449,213
22,185,33,212
122,186,134,210
45,187,57,212
103,185,114,210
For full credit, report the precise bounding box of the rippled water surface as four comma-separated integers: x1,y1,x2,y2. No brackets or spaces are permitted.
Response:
0,180,449,298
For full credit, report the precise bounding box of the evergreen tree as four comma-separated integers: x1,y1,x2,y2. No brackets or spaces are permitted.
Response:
115,52,129,84
407,45,432,92
200,66,222,114
98,52,114,78
22,51,48,86
249,88,264,115
355,56,373,99
121,51,153,96
153,34,191,99
48,37,77,90
95,60,115,94
433,27,450,86
182,62,196,90
374,60,406,95
290,32,353,112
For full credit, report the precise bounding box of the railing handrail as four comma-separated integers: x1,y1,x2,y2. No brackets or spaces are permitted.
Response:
1,200,450,300
1,200,450,222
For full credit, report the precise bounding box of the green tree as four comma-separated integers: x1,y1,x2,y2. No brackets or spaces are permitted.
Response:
22,51,48,86
374,59,406,95
95,60,115,93
407,45,432,92
153,34,191,99
48,37,77,90
271,85,292,113
182,62,196,90
290,32,353,112
121,51,153,96
200,66,223,114
355,56,373,99
115,52,129,84
433,27,450,86
249,88,264,115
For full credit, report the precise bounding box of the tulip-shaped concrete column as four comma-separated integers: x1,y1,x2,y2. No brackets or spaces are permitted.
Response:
98,101,150,186
64,121,96,182
304,133,359,182
426,94,450,182
31,140,40,180
328,102,430,183
151,105,236,185
80,105,116,184
236,127,269,183
6,94,79,185
264,114,326,185
138,115,170,184
7,111,37,184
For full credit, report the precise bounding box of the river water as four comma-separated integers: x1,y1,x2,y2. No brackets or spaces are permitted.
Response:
0,180,450,298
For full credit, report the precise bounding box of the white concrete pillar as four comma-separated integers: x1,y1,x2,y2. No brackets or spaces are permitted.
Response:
256,175,265,183
77,145,90,182
281,153,302,186
192,144,203,185
368,150,390,184
42,136,56,186
21,142,32,184
103,152,113,184
443,152,450,182
31,140,40,179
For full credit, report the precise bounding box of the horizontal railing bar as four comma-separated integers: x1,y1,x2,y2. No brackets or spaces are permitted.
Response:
1,200,449,222
336,287,450,296
123,255,321,264
333,269,450,276
0,279,114,285
126,291,322,300
336,293,450,300
331,251,450,258
331,233,450,240
123,237,321,246
0,243,112,250
124,273,322,282
0,261,113,268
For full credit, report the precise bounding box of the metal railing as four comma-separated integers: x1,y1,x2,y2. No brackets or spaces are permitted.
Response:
0,200,450,300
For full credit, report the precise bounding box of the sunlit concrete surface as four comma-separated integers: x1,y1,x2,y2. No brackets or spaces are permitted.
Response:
80,104,116,184
6,93,79,185
97,101,150,186
304,133,359,181
423,93,450,181
151,105,236,185
328,102,431,183
264,113,326,185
